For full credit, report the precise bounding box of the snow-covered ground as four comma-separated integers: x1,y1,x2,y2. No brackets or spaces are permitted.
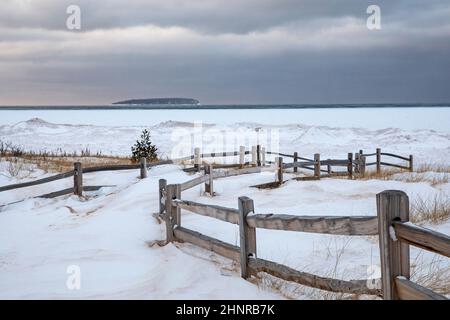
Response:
0,116,449,299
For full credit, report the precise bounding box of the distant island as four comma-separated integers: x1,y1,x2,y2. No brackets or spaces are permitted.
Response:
112,98,200,105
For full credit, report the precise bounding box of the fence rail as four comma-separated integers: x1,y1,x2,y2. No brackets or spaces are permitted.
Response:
0,145,413,196
160,169,450,300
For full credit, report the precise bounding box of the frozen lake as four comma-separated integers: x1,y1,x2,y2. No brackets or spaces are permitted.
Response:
0,107,449,132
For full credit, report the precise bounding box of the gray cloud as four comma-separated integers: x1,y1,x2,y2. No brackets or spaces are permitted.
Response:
0,0,449,105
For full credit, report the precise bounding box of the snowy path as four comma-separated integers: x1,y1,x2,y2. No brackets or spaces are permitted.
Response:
1,163,448,299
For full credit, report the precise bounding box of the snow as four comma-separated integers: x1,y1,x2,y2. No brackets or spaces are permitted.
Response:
0,115,449,299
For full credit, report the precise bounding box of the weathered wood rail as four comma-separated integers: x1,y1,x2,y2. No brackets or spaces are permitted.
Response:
160,172,450,300
0,145,414,210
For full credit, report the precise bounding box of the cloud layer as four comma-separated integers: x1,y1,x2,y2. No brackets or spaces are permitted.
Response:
1,0,450,105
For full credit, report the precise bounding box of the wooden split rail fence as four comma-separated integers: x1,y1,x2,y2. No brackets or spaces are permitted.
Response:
0,146,413,200
160,171,450,299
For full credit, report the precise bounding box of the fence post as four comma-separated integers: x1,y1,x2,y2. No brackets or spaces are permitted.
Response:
409,155,414,172
164,184,176,242
159,179,167,218
238,196,257,279
376,148,381,175
239,146,245,169
276,157,283,184
73,162,83,196
327,159,332,174
251,146,257,167
204,164,214,196
314,153,321,178
354,153,360,174
360,156,366,177
194,147,201,172
174,184,181,226
257,145,261,167
377,190,410,300
261,147,266,166
347,153,353,180
293,152,298,173
140,157,147,179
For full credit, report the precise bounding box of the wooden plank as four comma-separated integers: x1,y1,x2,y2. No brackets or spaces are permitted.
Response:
251,146,257,166
179,175,210,191
292,176,321,181
257,145,261,166
246,214,378,235
238,196,257,278
212,166,265,179
140,158,147,179
314,153,321,178
380,162,410,170
347,153,353,180
320,159,350,166
393,221,450,258
293,152,298,173
289,160,316,168
248,258,381,296
82,164,139,173
276,157,283,184
395,277,448,300
0,170,75,192
172,199,239,224
380,153,411,161
173,227,240,262
239,146,245,168
73,162,83,196
377,190,410,300
174,184,181,226
376,148,381,174
360,155,366,177
200,151,239,158
159,179,167,217
165,184,176,242
194,147,201,172
204,164,214,196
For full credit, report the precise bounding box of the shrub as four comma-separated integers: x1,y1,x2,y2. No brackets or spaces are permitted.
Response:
131,129,158,162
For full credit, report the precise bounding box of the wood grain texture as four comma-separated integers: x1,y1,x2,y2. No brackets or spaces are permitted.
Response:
248,258,381,296
377,190,410,300
174,226,240,262
380,153,411,161
172,199,239,224
393,221,450,258
180,175,210,191
73,162,83,196
246,214,378,235
395,277,447,300
239,196,256,278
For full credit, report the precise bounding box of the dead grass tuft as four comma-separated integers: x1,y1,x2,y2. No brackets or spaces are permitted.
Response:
410,193,450,224
411,251,450,296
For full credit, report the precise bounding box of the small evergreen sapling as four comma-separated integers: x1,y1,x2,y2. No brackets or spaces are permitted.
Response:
131,129,158,162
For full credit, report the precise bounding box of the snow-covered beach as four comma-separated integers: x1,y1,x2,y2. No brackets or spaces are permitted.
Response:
0,108,449,299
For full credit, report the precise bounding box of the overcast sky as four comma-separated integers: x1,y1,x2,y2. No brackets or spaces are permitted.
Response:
1,0,450,105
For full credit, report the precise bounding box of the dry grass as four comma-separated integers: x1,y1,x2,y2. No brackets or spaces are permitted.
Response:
253,238,372,300
410,193,450,224
411,251,450,296
0,141,134,173
357,163,450,186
